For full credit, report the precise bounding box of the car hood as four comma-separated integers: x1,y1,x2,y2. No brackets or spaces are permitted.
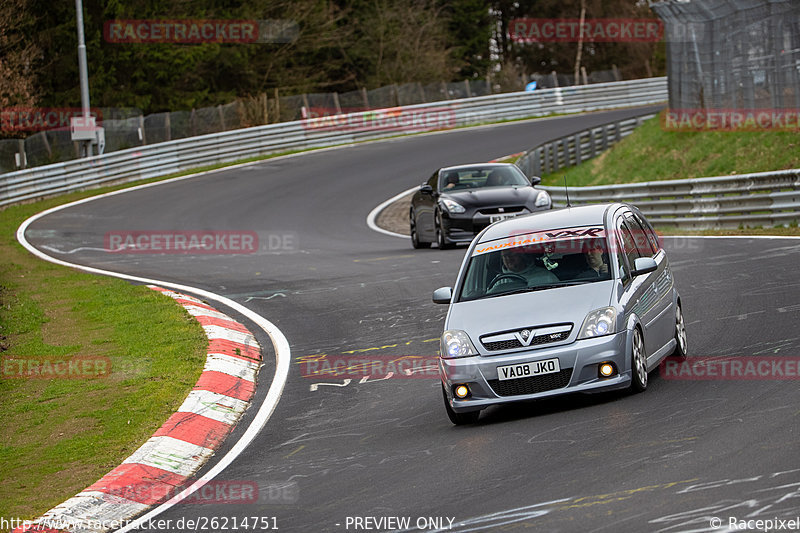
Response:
447,281,614,342
445,187,537,208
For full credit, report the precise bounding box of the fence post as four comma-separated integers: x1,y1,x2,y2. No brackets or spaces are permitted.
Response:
16,139,27,169
551,71,559,87
614,121,621,143
139,114,147,145
533,147,542,177
574,133,581,165
589,128,597,158
165,112,171,141
602,125,610,151
274,88,280,121
262,92,269,124
441,81,450,100
333,92,342,114
360,87,370,109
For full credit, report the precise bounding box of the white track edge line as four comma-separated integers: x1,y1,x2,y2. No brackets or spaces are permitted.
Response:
16,199,290,533
365,186,418,239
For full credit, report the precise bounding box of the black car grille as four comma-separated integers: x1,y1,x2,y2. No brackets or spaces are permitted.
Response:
488,368,573,397
478,206,525,215
481,327,572,352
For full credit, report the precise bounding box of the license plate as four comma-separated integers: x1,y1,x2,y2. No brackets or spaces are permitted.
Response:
497,358,560,381
489,213,518,224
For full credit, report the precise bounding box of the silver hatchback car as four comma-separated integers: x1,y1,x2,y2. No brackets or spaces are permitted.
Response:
433,203,688,424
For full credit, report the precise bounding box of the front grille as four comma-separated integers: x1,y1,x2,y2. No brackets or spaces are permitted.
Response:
482,330,570,351
488,368,573,397
478,206,525,215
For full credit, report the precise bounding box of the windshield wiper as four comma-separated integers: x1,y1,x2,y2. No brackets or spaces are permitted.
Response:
477,281,588,299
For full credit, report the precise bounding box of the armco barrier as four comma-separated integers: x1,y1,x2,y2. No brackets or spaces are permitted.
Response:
0,78,667,208
541,170,800,229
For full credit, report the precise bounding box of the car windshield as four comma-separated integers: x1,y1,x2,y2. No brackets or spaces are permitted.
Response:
439,166,530,192
458,234,612,301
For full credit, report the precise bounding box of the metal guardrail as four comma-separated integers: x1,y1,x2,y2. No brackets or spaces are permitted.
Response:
0,78,667,208
516,113,656,177
540,170,800,230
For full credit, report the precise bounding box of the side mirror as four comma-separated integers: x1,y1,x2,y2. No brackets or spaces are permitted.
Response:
529,175,542,185
420,184,433,194
432,286,453,304
632,257,657,276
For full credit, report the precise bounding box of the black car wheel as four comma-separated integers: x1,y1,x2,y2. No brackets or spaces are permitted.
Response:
435,211,454,250
410,210,430,249
442,384,480,425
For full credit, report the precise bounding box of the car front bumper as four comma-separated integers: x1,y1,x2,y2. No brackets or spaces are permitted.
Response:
439,330,633,412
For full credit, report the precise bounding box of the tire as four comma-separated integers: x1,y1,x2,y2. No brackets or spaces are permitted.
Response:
442,385,480,425
670,301,688,358
629,327,648,393
435,211,454,250
410,210,430,249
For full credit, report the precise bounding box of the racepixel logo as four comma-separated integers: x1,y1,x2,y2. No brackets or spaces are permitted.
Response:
300,354,440,380
104,19,298,44
104,231,259,254
662,109,800,132
660,356,800,380
510,18,664,43
1,356,111,380
301,107,456,133
0,107,102,133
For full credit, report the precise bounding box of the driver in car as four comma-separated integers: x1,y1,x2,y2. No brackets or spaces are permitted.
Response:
493,248,559,289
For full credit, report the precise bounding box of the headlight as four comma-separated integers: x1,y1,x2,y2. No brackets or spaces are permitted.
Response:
441,198,466,214
440,330,478,358
535,190,551,207
578,307,617,339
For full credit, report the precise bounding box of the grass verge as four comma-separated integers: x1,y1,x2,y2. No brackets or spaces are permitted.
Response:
541,110,800,187
0,190,209,526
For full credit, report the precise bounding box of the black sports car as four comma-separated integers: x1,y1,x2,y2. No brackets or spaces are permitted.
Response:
409,163,552,249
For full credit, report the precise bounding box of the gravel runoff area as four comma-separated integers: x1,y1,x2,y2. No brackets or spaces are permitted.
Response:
375,192,413,236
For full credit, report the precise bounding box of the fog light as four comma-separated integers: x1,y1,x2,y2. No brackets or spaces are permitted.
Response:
599,362,616,378
454,384,470,399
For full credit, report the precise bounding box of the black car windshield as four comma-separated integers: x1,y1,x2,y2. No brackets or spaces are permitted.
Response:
458,234,612,301
439,166,530,192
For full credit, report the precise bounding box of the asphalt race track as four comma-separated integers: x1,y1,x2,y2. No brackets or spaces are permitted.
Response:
24,106,800,532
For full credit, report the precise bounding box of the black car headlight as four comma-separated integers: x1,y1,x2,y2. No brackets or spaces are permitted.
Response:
441,198,466,214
